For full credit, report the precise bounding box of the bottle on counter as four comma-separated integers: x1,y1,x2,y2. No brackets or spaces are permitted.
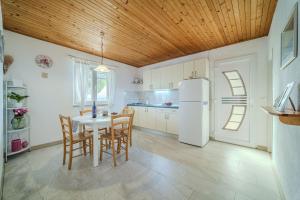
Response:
92,101,97,118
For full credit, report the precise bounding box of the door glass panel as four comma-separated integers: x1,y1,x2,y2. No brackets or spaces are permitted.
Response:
224,122,240,130
223,105,246,131
232,105,245,114
230,114,243,122
223,70,247,96
232,87,246,96
224,71,239,79
229,79,243,87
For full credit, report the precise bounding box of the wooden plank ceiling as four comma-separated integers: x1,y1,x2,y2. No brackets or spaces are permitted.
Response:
3,0,277,67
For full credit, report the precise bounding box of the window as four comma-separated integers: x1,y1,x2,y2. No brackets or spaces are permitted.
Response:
73,59,112,106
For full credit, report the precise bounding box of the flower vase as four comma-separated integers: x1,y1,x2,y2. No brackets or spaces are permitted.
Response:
11,117,26,129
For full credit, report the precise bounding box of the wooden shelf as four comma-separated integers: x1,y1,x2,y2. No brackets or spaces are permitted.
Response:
261,106,300,126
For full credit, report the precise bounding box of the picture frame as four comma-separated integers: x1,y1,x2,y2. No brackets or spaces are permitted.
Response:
281,2,298,70
273,81,295,112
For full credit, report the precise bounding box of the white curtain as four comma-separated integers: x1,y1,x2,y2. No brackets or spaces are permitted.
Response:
73,58,116,110
73,59,92,108
107,70,116,111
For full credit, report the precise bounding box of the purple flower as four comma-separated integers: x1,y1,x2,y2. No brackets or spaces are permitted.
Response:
13,108,28,117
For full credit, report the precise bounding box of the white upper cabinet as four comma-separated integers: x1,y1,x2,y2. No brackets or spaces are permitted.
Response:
143,70,152,90
194,58,209,78
142,58,207,91
151,69,161,90
170,64,183,89
183,61,195,80
160,64,183,90
183,58,209,79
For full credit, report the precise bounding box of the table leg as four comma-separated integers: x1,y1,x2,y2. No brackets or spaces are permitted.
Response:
93,124,99,167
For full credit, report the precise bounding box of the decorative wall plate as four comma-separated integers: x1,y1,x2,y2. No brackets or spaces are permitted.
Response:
35,55,53,69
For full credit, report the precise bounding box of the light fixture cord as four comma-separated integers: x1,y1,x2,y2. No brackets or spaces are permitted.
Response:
101,32,104,65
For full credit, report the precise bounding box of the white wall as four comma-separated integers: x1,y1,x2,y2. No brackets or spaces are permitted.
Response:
268,0,300,199
141,37,270,148
4,30,138,146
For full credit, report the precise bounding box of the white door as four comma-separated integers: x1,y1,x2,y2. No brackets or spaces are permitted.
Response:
166,109,179,134
139,107,147,128
155,108,166,132
214,56,252,146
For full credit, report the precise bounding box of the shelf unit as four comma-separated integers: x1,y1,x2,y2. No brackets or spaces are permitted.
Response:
261,106,300,126
4,82,31,162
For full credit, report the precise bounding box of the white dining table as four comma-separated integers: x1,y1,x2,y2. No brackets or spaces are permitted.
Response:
72,115,111,167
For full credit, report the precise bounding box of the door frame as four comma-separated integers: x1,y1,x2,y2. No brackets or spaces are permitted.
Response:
213,54,257,147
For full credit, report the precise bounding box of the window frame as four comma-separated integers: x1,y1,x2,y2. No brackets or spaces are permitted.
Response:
73,62,110,107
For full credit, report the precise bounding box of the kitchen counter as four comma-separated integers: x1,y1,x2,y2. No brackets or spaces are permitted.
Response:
127,103,179,109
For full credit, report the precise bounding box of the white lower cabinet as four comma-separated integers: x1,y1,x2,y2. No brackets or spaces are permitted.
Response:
130,106,178,134
166,109,179,134
155,108,178,134
135,107,155,129
129,106,140,126
155,109,167,132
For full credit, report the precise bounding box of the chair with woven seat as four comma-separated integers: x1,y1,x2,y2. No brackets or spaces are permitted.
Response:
99,113,133,167
59,114,93,170
121,106,135,146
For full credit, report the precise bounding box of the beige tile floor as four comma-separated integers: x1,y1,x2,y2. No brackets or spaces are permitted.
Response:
3,129,282,200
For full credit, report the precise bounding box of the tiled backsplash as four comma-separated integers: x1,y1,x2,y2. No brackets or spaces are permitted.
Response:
125,90,179,105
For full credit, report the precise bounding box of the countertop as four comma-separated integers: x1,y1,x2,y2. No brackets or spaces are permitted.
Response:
127,103,179,109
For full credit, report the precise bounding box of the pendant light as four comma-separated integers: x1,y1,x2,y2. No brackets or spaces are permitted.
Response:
94,31,110,72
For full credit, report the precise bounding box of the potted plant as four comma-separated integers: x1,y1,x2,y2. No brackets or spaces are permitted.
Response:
11,108,28,129
7,92,29,108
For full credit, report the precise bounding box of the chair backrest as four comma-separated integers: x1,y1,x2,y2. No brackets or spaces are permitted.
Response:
122,106,135,126
122,106,134,114
80,109,92,116
111,113,133,139
59,114,73,141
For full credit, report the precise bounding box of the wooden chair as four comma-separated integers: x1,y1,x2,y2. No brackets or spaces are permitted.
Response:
99,114,133,167
122,107,135,146
59,114,93,170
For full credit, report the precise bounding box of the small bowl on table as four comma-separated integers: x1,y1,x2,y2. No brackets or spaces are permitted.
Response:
111,112,118,116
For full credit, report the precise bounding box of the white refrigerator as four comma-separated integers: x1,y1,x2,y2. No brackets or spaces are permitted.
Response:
178,79,209,147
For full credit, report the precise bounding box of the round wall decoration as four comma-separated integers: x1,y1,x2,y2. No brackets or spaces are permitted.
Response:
35,55,53,69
